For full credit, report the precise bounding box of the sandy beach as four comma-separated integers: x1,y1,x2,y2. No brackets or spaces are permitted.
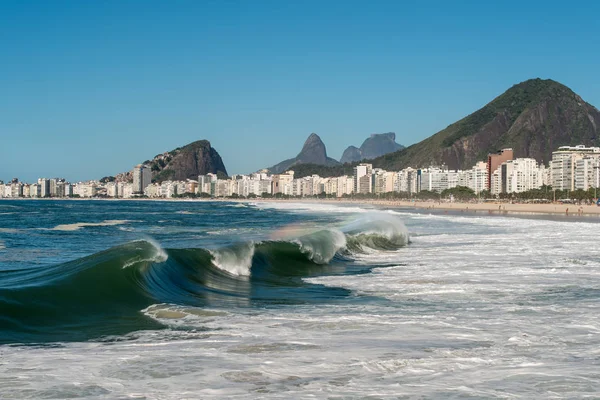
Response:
249,198,600,217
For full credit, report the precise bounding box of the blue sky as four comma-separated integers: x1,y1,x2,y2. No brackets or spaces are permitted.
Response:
1,0,599,182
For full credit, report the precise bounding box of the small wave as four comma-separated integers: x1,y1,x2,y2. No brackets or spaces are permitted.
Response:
50,220,131,231
0,228,19,234
143,303,228,321
226,203,248,208
0,240,5,250
122,239,168,268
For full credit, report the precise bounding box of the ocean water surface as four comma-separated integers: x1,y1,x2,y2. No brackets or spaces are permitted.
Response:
0,200,599,398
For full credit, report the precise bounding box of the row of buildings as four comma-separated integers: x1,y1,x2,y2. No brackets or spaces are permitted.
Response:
3,145,600,199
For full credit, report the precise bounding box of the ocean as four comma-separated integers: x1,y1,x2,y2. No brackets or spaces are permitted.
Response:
0,200,599,398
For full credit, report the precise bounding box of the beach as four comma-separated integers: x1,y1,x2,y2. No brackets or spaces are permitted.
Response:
245,198,600,217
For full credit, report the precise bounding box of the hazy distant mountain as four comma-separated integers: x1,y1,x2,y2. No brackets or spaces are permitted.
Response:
114,140,228,183
266,133,340,174
340,132,405,163
369,78,600,170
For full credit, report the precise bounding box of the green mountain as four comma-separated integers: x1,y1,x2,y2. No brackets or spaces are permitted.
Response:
371,78,600,170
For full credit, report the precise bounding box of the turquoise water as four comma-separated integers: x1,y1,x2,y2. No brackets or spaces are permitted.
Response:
1,200,600,398
0,200,407,344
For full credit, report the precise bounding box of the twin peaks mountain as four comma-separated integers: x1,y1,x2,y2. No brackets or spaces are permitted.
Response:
371,78,600,171
266,133,340,174
266,132,406,174
340,132,405,164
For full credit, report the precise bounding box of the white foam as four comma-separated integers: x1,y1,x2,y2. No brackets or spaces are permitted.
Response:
51,220,131,231
251,201,374,215
3,205,600,398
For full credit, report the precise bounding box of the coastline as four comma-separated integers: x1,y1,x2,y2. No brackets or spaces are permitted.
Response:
3,196,600,217
245,198,600,218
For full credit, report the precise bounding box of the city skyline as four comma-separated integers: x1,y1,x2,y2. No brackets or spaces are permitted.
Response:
2,1,600,182
3,144,599,200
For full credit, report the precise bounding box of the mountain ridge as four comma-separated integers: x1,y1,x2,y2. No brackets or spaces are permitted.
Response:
369,78,600,170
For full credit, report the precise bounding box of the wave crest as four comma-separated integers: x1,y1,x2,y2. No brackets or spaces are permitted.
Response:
209,242,254,276
295,229,347,264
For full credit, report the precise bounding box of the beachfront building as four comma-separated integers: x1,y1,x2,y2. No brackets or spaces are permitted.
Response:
487,149,513,190
143,183,161,198
73,182,98,198
335,176,353,197
38,178,50,198
198,173,218,195
551,145,600,191
117,182,133,199
354,163,373,194
186,180,198,195
491,158,546,194
271,171,294,195
133,165,152,195
106,182,119,197
574,156,600,190
10,181,24,198
394,168,418,194
29,183,40,198
418,167,460,193
461,162,488,194
373,170,396,194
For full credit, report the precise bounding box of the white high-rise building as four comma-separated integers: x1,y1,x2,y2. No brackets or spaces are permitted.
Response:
575,156,600,190
133,165,152,195
353,164,372,194
492,158,546,194
38,178,50,198
460,162,488,194
373,170,395,194
550,145,600,191
29,183,40,198
418,167,460,193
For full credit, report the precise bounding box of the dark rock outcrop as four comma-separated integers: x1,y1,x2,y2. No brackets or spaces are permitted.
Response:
267,133,340,174
340,132,405,163
135,140,228,183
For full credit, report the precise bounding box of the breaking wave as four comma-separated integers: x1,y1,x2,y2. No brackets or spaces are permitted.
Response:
0,213,408,344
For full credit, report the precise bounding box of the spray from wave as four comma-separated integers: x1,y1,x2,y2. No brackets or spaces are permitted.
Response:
341,213,410,253
209,242,255,276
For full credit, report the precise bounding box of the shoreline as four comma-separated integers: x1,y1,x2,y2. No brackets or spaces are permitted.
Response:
3,196,600,217
312,199,600,217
